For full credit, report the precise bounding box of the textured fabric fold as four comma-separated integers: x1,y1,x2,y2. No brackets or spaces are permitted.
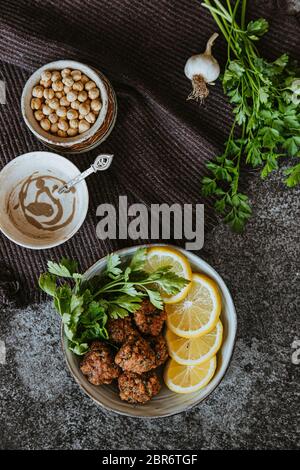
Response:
0,0,299,303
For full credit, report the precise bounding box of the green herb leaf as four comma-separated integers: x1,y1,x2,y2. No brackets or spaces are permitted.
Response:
105,253,122,278
284,163,300,187
283,136,300,156
246,18,269,40
129,247,147,272
143,288,163,310
38,273,57,297
48,258,79,278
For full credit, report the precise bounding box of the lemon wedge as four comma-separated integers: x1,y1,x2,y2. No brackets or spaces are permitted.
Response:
166,320,223,365
166,273,221,338
164,356,217,394
145,246,192,303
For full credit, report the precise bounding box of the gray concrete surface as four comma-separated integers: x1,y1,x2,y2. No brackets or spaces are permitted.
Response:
0,165,299,450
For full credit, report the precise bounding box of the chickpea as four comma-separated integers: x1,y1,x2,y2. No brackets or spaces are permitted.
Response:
71,99,80,110
79,102,90,116
50,123,59,134
40,118,51,131
78,90,88,102
48,98,60,110
61,68,71,77
40,79,51,88
85,80,96,91
55,91,64,99
69,119,79,129
58,118,69,131
31,97,42,110
88,88,100,100
62,76,74,87
66,90,78,102
91,99,102,113
56,106,67,118
85,111,96,124
66,108,78,120
51,71,61,82
81,74,89,84
42,104,52,116
78,119,90,134
43,88,55,100
41,70,52,81
71,70,82,81
78,114,84,120
52,80,64,92
60,96,70,107
32,85,44,98
64,85,72,94
67,127,78,137
72,81,83,92
34,110,44,121
49,113,58,124
57,130,67,137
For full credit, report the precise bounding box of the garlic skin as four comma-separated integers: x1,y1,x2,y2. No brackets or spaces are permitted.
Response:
184,33,220,102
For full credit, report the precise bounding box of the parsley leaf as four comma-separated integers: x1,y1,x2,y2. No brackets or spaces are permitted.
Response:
48,258,79,278
284,163,300,187
105,253,122,278
129,247,147,272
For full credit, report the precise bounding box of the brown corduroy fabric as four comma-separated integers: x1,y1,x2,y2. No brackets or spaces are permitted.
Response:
0,0,299,303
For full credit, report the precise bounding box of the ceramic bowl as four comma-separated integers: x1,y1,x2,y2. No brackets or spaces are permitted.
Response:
21,60,117,154
0,151,89,249
62,244,237,418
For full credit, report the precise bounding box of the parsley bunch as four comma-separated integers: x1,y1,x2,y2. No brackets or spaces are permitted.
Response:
39,248,189,355
201,0,300,231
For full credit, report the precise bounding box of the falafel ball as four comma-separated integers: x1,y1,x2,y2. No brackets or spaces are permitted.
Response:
118,371,161,404
133,299,167,336
148,335,169,367
115,335,156,374
80,341,120,385
107,316,138,344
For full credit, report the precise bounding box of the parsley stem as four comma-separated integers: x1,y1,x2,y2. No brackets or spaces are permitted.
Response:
241,0,247,30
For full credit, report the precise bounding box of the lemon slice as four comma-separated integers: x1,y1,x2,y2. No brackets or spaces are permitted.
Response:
166,273,221,338
164,356,217,394
166,321,223,365
145,246,192,303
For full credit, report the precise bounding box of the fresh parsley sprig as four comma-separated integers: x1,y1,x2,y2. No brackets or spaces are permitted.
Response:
39,248,189,355
201,0,300,232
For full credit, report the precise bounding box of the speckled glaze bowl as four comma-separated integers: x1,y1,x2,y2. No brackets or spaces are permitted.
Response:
21,60,117,154
62,245,237,418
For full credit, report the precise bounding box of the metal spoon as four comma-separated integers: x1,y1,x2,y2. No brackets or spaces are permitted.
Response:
57,154,113,194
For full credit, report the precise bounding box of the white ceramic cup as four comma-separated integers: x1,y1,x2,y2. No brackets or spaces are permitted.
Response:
0,152,89,249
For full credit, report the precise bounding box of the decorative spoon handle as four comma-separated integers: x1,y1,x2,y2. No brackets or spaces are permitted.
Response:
58,154,113,194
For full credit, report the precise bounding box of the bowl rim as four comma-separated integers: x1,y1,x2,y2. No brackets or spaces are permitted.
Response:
21,60,108,148
0,151,89,249
61,243,237,418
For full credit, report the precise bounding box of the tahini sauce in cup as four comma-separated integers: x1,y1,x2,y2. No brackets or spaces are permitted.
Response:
0,152,89,249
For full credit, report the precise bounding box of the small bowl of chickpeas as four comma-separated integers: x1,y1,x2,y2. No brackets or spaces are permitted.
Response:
21,60,117,153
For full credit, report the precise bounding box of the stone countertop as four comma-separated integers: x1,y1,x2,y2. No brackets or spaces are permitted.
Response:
0,167,299,450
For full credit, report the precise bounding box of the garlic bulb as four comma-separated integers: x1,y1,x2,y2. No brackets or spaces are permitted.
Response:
184,33,220,102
